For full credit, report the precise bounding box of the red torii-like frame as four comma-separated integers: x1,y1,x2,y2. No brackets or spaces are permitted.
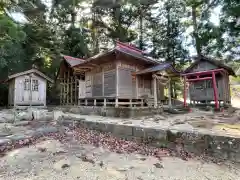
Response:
182,68,226,109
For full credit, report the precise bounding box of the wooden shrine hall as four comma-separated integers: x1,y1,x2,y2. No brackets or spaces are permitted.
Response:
58,41,181,108
182,55,236,109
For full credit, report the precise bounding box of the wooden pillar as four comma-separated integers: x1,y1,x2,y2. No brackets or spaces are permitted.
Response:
94,99,97,106
115,98,118,107
116,61,119,98
85,99,88,106
70,76,73,105
168,79,172,107
60,79,62,105
212,72,219,109
153,76,157,108
183,76,187,107
63,72,66,105
102,67,105,97
129,99,132,107
75,76,78,105
136,75,138,99
103,98,106,107
67,70,70,105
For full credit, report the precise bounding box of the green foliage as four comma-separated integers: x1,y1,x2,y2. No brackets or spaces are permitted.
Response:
0,0,239,105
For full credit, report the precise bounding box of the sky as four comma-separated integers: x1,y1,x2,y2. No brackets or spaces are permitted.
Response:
8,0,222,57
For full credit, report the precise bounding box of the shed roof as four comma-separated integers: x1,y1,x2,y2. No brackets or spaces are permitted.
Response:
62,55,85,67
184,55,236,76
135,62,180,75
8,69,54,83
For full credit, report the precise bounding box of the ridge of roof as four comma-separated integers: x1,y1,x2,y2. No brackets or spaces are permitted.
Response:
8,69,54,83
184,55,236,76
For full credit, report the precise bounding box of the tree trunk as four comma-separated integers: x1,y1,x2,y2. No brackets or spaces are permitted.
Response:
192,6,201,56
71,0,76,27
139,5,143,50
166,3,171,62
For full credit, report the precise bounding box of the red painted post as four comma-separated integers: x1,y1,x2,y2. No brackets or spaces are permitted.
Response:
212,72,219,109
183,76,187,107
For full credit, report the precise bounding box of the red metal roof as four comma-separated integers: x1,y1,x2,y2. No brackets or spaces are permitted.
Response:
116,41,142,54
63,55,85,67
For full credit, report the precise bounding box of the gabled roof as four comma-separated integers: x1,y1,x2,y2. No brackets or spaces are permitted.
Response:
184,55,236,76
135,62,180,75
8,69,54,83
75,41,159,67
62,55,85,67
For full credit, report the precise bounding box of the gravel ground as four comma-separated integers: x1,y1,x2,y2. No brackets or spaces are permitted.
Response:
1,138,240,180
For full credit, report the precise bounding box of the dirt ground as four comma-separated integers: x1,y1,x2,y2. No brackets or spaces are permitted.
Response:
1,138,240,180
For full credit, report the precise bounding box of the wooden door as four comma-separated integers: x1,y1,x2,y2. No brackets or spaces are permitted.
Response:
79,80,86,98
23,78,30,102
31,79,40,102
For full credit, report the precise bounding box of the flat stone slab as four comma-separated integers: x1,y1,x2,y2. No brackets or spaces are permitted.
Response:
0,132,12,137
31,126,59,138
13,121,30,127
0,139,11,146
7,134,31,141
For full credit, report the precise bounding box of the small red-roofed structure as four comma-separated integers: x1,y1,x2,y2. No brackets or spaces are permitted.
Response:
63,41,181,108
57,54,85,105
182,55,235,109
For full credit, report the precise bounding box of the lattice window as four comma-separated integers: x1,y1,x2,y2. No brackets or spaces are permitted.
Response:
32,80,39,91
24,79,30,90
195,82,204,90
206,80,212,88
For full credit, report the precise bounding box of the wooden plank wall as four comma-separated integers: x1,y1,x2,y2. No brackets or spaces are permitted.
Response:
138,76,152,98
104,69,116,96
85,62,116,98
117,60,145,99
118,68,133,98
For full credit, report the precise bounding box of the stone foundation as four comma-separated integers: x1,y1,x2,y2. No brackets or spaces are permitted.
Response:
59,117,240,163
57,106,163,118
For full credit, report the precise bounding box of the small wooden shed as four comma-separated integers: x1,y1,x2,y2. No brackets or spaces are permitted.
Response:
7,69,53,107
183,55,236,108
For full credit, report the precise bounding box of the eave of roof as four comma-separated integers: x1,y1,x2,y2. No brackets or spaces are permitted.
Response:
8,69,54,83
135,62,181,75
184,55,236,76
62,55,85,67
